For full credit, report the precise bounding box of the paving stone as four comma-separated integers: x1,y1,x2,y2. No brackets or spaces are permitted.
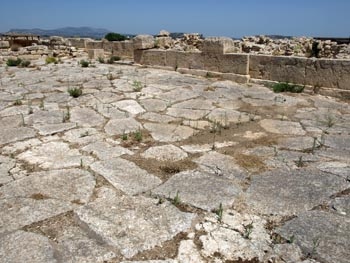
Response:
62,127,105,146
26,110,63,124
0,105,31,117
0,155,15,185
245,168,348,216
17,141,94,169
144,123,195,142
105,118,142,136
207,108,250,124
182,119,211,129
158,88,200,103
112,100,146,115
34,122,76,135
260,119,306,135
0,115,23,128
141,145,188,161
56,224,117,263
316,161,350,179
0,127,36,145
324,134,350,151
75,187,194,258
91,158,161,195
82,141,133,160
197,211,271,262
276,211,350,263
140,98,167,112
195,151,246,180
70,107,105,127
166,108,209,120
138,112,179,123
1,138,42,155
0,230,57,263
277,136,320,151
180,141,237,154
153,170,242,211
96,104,127,119
0,169,95,233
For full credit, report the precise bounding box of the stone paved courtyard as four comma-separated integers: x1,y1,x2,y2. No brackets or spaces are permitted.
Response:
0,57,349,263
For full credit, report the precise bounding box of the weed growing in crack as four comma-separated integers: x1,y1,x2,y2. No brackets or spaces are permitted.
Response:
309,237,321,258
172,191,181,206
39,100,45,110
13,99,22,106
215,203,224,222
80,59,90,68
132,80,143,92
287,235,295,244
133,129,142,142
121,131,128,141
68,87,83,98
272,82,304,93
20,113,25,127
80,158,84,168
242,222,254,239
296,156,304,168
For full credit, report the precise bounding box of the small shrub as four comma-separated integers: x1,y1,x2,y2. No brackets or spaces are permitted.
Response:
20,60,31,67
215,203,224,222
172,191,181,205
272,82,304,93
80,60,90,68
98,57,105,63
68,87,83,98
133,129,142,142
6,58,22,67
132,80,143,92
105,32,126,42
107,56,121,64
45,56,57,64
10,44,21,52
13,99,22,106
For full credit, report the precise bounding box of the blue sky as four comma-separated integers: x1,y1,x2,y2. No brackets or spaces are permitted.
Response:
1,0,349,37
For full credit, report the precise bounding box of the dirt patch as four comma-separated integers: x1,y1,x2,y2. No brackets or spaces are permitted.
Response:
233,153,267,174
124,155,198,181
22,211,75,241
129,232,188,261
30,193,49,200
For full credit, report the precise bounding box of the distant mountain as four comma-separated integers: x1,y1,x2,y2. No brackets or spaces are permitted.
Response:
6,27,112,39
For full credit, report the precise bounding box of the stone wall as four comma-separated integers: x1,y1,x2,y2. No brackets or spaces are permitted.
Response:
84,40,134,59
133,37,350,98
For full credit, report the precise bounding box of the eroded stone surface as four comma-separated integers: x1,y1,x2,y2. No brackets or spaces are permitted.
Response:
0,231,57,263
91,158,161,195
153,170,242,211
144,123,194,142
260,119,306,135
75,187,194,258
141,145,188,161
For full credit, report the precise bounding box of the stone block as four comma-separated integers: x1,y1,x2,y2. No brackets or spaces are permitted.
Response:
86,40,103,49
88,49,105,59
133,34,155,50
139,49,166,66
67,38,91,49
0,41,10,49
201,37,235,54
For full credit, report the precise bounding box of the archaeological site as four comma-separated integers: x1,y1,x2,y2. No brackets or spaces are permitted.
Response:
0,31,349,263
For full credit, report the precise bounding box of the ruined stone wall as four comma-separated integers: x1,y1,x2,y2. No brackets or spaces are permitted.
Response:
133,37,350,98
84,40,134,58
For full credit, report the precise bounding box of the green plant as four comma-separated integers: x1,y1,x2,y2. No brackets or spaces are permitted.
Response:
39,100,45,110
272,82,304,93
215,203,224,222
121,131,128,141
13,99,22,106
134,129,142,142
172,191,181,205
107,55,121,64
68,87,83,98
104,32,127,42
6,58,22,67
132,80,143,92
45,56,57,64
80,60,90,68
296,156,304,168
243,222,254,239
97,57,105,63
310,237,321,257
287,235,295,244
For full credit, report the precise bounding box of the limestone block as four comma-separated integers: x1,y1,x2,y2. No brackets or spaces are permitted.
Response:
0,41,10,49
140,49,166,66
133,34,155,50
86,40,103,49
88,49,105,59
201,37,235,54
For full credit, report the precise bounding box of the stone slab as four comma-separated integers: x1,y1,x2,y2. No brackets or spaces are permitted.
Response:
105,118,142,136
144,123,195,142
75,187,194,258
141,145,188,161
0,127,36,145
90,158,161,195
245,168,348,216
260,119,306,135
153,170,242,211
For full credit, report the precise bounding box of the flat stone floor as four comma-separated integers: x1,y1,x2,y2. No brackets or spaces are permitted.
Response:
0,57,349,263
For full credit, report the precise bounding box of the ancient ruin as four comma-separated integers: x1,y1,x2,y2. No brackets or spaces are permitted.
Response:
0,31,349,263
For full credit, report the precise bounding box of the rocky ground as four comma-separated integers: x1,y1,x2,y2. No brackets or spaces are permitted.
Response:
0,56,349,263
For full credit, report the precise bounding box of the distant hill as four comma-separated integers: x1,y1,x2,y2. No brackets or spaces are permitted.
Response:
6,27,112,39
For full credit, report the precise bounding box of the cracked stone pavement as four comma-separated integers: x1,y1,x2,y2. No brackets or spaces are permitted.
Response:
0,57,349,263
